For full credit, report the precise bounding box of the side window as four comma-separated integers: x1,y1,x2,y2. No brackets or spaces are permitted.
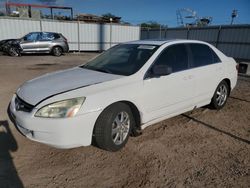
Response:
189,43,220,68
211,48,221,63
39,33,56,41
153,44,189,72
23,33,39,41
53,33,61,39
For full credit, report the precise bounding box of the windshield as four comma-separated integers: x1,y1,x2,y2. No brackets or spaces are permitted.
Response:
81,44,159,76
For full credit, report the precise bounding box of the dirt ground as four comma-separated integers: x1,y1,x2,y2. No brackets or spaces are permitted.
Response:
0,53,249,188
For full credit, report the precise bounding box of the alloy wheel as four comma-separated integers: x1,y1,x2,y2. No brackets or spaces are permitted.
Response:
53,47,62,56
216,84,228,106
111,111,130,145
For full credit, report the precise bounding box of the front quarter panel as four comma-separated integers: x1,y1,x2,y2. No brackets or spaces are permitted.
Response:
34,76,145,122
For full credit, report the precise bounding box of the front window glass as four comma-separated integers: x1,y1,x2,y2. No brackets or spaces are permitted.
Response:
23,32,40,41
81,44,159,76
153,44,189,72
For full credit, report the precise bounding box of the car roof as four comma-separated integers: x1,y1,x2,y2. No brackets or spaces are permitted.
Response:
29,31,59,34
125,39,207,46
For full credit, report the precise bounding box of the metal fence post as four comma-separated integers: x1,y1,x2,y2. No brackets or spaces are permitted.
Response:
77,21,80,52
159,25,162,39
139,24,142,40
110,22,112,48
216,26,221,48
147,27,149,39
39,19,42,32
187,27,190,39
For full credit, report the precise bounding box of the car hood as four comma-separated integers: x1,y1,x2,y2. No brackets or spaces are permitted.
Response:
0,39,19,45
0,39,20,51
17,67,123,105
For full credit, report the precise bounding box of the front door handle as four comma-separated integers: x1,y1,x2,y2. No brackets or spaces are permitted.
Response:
183,75,194,80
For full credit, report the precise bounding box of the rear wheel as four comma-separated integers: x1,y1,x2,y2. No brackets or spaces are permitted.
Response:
210,80,229,109
93,102,135,151
52,46,63,57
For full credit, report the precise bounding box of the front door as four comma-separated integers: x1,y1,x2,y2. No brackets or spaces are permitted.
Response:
141,44,195,123
20,32,40,52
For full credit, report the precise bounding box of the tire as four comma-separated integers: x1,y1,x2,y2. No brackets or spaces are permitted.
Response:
52,46,63,57
93,102,135,152
210,80,230,110
8,47,19,57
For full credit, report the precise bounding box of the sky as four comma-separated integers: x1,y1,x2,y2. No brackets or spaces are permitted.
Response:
2,0,250,26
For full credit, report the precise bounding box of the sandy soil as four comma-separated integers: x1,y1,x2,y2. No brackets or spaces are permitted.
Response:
0,53,249,188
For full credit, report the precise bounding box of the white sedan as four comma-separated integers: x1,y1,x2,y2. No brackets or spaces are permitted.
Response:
8,39,238,151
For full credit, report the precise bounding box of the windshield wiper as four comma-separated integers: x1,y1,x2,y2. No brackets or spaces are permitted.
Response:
92,68,112,74
81,65,112,74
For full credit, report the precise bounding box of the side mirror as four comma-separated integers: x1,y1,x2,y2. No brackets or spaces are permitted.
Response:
152,64,172,77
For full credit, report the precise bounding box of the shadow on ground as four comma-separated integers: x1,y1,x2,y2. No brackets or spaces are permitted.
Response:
182,114,250,145
0,120,23,188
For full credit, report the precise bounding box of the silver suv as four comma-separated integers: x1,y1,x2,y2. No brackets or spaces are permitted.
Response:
1,32,69,56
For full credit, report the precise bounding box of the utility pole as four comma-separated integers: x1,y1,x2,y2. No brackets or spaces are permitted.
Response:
231,9,238,25
5,0,10,15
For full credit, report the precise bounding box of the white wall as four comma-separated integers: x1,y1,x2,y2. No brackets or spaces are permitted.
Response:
0,17,140,51
0,18,40,39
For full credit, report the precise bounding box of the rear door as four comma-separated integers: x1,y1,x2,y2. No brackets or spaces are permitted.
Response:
35,32,55,52
187,43,224,104
141,44,196,122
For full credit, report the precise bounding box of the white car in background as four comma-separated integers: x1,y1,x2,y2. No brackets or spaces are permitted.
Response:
8,39,238,151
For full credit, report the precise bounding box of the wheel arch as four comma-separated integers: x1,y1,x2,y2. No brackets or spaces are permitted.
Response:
222,78,231,94
119,100,142,134
50,45,63,52
93,100,142,137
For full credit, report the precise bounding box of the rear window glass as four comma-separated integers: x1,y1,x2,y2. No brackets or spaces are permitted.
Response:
39,33,60,41
212,49,221,63
189,43,221,68
54,33,61,39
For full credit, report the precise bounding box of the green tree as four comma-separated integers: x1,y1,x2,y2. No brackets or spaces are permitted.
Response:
102,13,118,19
140,21,168,29
0,11,5,16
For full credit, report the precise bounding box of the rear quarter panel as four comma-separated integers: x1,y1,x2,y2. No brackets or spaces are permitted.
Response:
224,57,238,90
209,45,237,91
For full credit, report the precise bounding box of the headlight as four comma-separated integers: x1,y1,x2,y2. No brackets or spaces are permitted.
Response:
35,97,85,118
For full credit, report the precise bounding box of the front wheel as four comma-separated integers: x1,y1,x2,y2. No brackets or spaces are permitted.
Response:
93,103,135,151
8,47,19,57
210,80,229,109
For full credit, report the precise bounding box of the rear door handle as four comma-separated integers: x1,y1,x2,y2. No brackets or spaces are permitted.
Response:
216,67,223,71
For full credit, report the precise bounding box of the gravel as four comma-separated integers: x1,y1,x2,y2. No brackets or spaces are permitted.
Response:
0,54,249,188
